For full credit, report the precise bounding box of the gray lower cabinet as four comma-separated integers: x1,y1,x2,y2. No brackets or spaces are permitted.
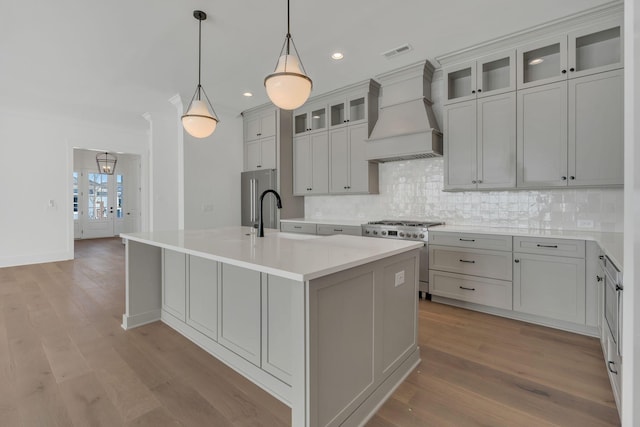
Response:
218,264,262,366
316,224,362,236
513,252,586,323
261,275,295,385
187,256,218,340
162,249,186,321
281,221,317,234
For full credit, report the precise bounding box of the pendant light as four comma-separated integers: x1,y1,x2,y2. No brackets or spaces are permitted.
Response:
96,152,117,175
182,10,219,139
264,0,312,110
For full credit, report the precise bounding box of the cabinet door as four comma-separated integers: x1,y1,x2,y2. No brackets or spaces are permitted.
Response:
517,36,568,89
347,95,367,125
477,92,516,189
517,82,568,188
309,105,328,133
310,132,329,194
513,253,586,324
294,111,308,136
477,50,516,98
260,111,276,138
329,99,348,129
568,19,623,79
261,275,295,384
162,249,186,321
245,116,262,142
218,264,261,366
346,124,369,192
187,256,218,340
293,135,310,195
568,70,623,186
245,141,261,171
443,100,477,190
260,136,277,170
444,61,476,105
329,128,349,193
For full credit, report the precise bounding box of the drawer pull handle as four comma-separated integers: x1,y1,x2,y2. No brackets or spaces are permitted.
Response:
459,259,476,264
536,244,558,248
333,229,343,232
459,286,476,291
596,275,603,282
608,361,618,375
294,226,302,229
459,238,475,242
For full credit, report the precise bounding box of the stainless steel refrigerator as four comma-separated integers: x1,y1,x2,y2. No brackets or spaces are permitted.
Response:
241,169,278,229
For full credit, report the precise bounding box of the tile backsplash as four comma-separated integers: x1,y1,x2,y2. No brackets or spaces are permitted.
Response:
305,158,624,232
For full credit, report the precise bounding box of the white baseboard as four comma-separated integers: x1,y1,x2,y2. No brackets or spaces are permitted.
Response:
0,250,73,268
121,309,161,330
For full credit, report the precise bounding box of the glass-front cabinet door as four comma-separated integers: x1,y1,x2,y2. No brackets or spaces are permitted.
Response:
444,61,476,105
568,19,622,79
294,104,327,135
330,94,368,128
517,36,568,89
477,50,516,98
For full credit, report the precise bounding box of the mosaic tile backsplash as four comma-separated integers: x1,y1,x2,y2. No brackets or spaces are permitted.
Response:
305,158,624,232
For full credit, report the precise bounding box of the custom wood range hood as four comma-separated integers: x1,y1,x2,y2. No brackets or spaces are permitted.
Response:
367,60,443,163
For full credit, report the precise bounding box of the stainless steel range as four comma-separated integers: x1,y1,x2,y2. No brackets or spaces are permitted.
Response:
362,220,443,297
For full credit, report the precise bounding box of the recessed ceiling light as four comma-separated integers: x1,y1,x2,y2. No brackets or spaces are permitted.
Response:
528,58,544,65
243,92,253,97
331,52,344,60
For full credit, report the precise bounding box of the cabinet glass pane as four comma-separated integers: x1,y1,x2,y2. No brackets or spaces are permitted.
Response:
294,113,307,134
447,68,472,100
523,43,561,84
575,27,620,72
482,57,511,92
349,97,365,122
331,103,345,126
310,108,326,131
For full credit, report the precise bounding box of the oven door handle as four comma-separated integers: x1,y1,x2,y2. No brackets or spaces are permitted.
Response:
617,284,623,356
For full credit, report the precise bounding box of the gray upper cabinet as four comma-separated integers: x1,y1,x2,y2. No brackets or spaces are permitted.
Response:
444,50,516,105
444,92,516,190
517,81,569,188
568,69,624,186
293,79,380,195
517,18,622,90
293,132,329,195
243,108,277,171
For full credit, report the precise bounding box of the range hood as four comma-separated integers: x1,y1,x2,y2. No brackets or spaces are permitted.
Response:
367,60,442,163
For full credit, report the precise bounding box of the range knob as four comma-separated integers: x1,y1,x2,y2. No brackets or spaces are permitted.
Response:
399,232,405,237
419,233,425,239
373,230,378,235
381,231,387,236
365,230,370,234
412,234,418,238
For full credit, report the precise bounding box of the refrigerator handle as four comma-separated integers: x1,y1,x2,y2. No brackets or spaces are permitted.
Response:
250,179,255,222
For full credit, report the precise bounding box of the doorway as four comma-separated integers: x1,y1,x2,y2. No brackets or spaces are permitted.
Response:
74,149,141,239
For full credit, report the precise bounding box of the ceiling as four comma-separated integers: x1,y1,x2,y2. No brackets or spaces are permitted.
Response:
0,0,615,130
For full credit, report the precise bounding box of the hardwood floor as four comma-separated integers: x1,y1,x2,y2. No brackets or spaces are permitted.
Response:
0,238,619,426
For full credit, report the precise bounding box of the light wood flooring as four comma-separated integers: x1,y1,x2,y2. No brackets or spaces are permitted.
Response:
0,238,619,426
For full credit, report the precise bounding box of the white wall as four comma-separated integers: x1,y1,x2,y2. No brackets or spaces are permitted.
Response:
0,107,149,268
622,0,638,424
183,108,243,229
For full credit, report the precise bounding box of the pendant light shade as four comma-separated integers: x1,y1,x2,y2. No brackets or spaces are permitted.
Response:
264,0,312,110
182,10,219,139
96,152,117,175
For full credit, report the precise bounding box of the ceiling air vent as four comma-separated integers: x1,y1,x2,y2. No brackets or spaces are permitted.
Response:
382,44,413,59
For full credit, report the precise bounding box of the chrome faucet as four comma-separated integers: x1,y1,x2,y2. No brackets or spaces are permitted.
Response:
258,189,282,237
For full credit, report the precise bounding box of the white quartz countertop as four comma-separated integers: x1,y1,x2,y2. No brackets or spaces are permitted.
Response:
280,218,369,227
429,225,624,270
120,227,423,281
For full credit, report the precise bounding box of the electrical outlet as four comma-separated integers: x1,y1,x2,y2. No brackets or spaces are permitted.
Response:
395,270,405,287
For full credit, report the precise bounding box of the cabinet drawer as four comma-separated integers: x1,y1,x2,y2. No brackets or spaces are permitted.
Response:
280,222,317,234
429,246,512,281
429,232,512,251
429,270,513,310
514,237,585,258
317,224,362,236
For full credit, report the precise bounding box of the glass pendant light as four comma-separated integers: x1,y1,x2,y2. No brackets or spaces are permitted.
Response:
264,0,312,110
96,152,117,175
182,10,219,138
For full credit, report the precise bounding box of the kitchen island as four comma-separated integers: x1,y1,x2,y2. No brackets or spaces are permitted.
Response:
120,227,423,427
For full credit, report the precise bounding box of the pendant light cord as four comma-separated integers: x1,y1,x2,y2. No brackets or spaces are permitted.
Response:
197,16,202,100
285,0,291,55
